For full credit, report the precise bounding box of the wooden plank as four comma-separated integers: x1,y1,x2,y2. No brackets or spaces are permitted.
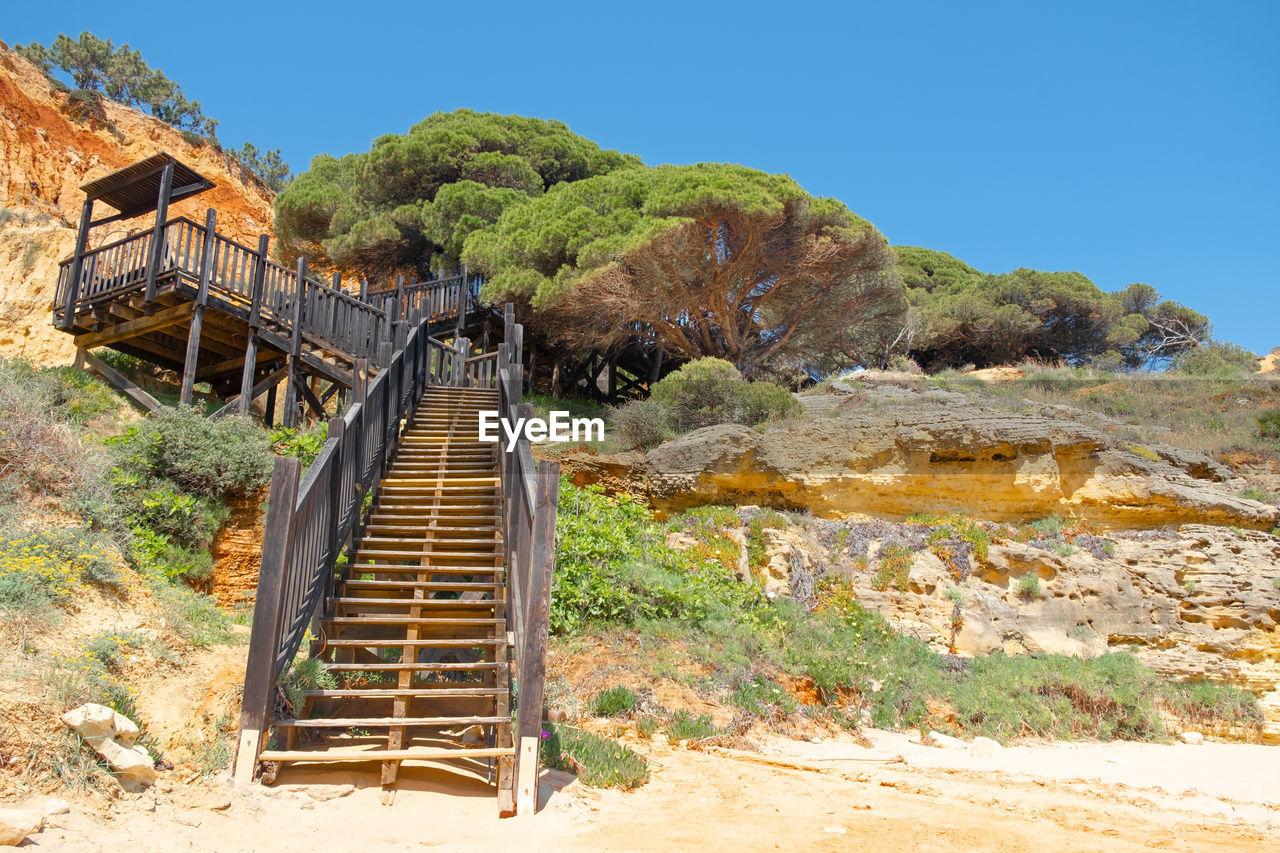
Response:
75,347,162,414
274,716,508,728
72,302,194,348
257,747,513,763
516,736,539,816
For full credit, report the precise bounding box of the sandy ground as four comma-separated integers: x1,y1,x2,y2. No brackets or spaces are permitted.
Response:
12,731,1278,852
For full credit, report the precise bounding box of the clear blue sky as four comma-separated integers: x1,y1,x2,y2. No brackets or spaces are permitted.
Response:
8,1,1278,353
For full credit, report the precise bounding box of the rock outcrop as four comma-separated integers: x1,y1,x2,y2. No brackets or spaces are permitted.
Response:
61,703,156,790
562,398,1278,531
0,40,274,364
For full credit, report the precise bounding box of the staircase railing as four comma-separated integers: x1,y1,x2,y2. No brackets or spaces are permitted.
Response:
494,304,561,815
233,318,459,779
233,303,561,818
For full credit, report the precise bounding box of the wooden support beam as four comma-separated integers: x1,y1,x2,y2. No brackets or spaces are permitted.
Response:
283,258,306,428
72,302,194,349
209,364,289,420
144,161,175,304
239,234,270,414
59,198,94,330
75,347,163,414
181,209,217,404
298,376,326,418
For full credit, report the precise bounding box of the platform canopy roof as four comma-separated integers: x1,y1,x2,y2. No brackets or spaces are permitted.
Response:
79,153,215,219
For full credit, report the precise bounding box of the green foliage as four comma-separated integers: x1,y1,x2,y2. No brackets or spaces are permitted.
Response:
551,480,767,635
873,542,914,591
110,407,272,500
1256,406,1280,440
1238,485,1277,503
271,424,328,470
17,32,217,138
0,527,118,617
275,109,639,278
610,398,670,450
651,359,745,431
649,359,800,433
1016,573,1042,601
895,247,1210,370
280,655,337,713
1171,341,1257,378
468,163,903,374
666,711,717,741
540,723,650,789
591,686,639,717
234,143,292,192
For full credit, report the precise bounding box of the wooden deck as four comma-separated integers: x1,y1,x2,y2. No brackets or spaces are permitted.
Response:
53,211,488,424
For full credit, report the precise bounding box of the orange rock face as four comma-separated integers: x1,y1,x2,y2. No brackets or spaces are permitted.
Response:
0,40,275,364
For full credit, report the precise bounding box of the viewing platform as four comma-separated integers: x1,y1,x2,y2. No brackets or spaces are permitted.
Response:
52,153,490,425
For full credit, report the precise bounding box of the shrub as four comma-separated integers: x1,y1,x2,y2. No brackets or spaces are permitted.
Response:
651,358,744,432
873,542,914,591
551,480,767,635
667,711,717,741
280,655,337,712
271,424,328,470
1016,573,1042,601
1171,342,1256,377
735,381,801,426
1256,406,1280,439
650,358,800,433
611,398,670,450
541,724,649,789
109,407,272,499
0,358,113,508
592,686,638,717
1238,485,1276,504
0,528,118,618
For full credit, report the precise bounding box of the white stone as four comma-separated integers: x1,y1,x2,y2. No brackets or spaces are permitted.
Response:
94,738,157,790
42,798,70,817
0,809,44,846
60,703,139,747
969,736,1003,758
928,731,967,750
1180,731,1204,745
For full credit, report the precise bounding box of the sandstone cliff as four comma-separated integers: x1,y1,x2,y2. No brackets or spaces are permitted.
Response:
0,40,274,364
561,384,1279,531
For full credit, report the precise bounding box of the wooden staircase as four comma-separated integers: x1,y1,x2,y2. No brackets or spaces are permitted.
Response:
256,386,515,801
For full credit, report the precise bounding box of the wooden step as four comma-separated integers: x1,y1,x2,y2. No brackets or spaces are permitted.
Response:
330,597,498,608
258,747,512,763
348,565,501,575
322,661,503,672
340,580,496,593
273,715,508,728
352,552,500,562
324,616,503,627
323,638,506,648
302,686,506,698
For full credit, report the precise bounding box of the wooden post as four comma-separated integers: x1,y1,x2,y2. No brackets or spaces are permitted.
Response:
283,258,306,428
233,455,301,783
359,278,368,302
393,274,406,351
513,460,560,814
59,198,95,330
263,381,277,428
144,160,175,305
180,208,216,404
238,234,270,414
353,357,368,404
648,347,664,386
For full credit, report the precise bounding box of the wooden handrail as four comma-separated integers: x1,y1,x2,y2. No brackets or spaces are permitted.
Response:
234,301,560,817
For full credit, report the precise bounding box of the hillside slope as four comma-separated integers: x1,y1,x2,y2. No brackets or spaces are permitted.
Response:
0,40,274,364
